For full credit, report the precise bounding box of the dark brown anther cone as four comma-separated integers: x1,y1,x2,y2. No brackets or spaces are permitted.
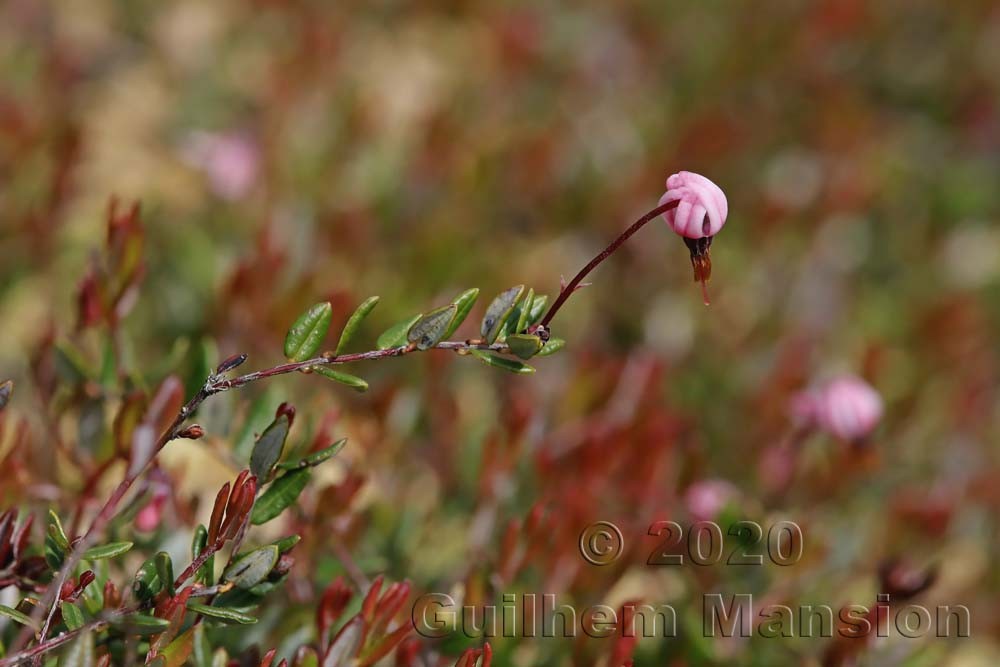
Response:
683,236,714,305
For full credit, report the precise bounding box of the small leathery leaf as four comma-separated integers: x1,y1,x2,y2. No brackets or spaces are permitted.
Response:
186,602,257,625
469,350,535,374
276,438,347,470
335,296,379,355
377,314,422,350
312,367,368,392
515,288,534,333
443,288,479,339
0,604,37,628
251,469,311,524
536,337,566,357
527,294,548,326
110,614,171,635
506,334,543,360
133,557,163,601
503,287,533,337
249,414,290,481
61,601,84,630
82,541,134,560
222,545,279,589
284,302,332,362
407,305,457,350
155,551,175,596
481,285,525,344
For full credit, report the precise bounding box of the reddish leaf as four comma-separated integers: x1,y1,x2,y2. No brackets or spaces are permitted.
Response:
394,638,420,667
12,512,33,562
359,623,412,667
317,577,353,644
207,482,230,545
260,648,277,667
361,576,384,625
324,616,364,666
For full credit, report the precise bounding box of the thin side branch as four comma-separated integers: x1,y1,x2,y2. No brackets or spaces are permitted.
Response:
539,199,679,328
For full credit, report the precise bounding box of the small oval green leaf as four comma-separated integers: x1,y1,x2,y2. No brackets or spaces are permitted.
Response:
61,601,85,631
48,510,70,550
376,314,422,350
443,289,480,339
192,525,208,560
335,296,380,355
45,527,67,569
277,438,347,470
186,602,258,625
155,551,175,596
250,469,312,525
241,534,300,559
469,350,535,374
527,294,549,326
0,604,37,628
110,614,172,635
481,285,525,343
133,558,163,601
536,337,566,357
82,541,134,560
407,305,457,350
249,414,290,481
313,367,369,392
222,545,279,589
506,334,543,360
272,534,301,553
505,287,534,337
284,302,333,362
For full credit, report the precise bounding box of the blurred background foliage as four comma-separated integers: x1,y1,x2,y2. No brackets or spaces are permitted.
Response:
0,0,998,665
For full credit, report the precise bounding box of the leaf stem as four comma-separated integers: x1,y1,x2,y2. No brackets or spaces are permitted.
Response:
539,199,679,329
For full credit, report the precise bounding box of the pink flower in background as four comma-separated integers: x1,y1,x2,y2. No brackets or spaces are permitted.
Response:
181,130,260,201
136,476,170,532
659,171,728,304
684,479,738,521
659,171,728,239
792,374,884,443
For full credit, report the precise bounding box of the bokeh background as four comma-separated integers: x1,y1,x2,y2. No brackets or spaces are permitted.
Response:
1,1,998,665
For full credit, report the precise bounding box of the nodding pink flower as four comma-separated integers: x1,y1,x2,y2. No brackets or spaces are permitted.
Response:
792,374,884,443
659,171,728,304
684,479,738,522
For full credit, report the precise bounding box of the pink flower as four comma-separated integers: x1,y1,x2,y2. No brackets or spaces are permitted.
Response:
659,171,728,304
181,131,260,201
136,475,171,532
659,171,729,239
684,479,738,521
792,374,884,443
135,492,166,532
